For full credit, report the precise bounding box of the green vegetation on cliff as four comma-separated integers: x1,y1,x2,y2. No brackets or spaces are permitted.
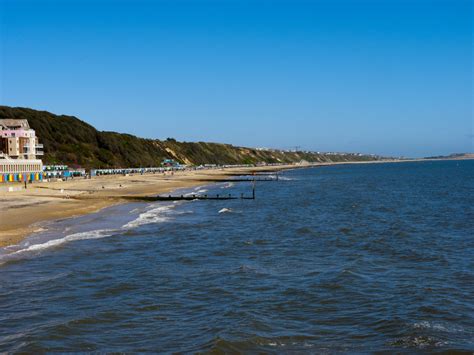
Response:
0,106,381,168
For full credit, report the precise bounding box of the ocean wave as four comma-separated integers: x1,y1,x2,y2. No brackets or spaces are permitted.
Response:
23,229,114,252
122,204,175,229
0,229,115,264
278,176,295,181
413,321,466,334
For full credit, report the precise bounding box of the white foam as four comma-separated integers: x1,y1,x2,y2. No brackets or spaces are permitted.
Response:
218,208,232,214
3,244,19,251
122,204,174,229
413,321,465,333
174,210,194,215
2,229,114,260
221,182,235,189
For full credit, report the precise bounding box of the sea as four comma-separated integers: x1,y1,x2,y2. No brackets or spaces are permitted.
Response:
0,160,473,352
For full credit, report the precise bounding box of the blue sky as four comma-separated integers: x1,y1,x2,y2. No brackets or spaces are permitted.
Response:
0,0,472,157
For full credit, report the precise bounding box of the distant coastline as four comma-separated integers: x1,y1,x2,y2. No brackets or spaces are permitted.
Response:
423,153,474,161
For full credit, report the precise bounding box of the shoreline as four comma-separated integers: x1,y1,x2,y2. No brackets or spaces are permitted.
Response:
0,158,471,248
0,164,303,247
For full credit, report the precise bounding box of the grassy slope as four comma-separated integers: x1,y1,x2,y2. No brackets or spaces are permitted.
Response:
0,106,379,168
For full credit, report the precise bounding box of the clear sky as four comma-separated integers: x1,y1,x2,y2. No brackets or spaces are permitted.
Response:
0,0,472,157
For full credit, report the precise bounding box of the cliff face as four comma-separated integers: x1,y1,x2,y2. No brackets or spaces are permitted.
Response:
0,106,380,168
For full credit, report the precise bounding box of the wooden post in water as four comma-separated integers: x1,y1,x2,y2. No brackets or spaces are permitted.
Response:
252,174,256,200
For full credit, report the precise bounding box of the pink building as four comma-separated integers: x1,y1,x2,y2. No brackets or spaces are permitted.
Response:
0,119,43,181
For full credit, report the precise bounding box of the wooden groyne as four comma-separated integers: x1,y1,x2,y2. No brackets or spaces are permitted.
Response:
153,193,255,201
195,177,276,183
125,192,255,202
124,173,280,202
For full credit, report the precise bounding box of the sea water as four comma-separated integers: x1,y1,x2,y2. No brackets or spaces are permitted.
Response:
0,160,472,352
